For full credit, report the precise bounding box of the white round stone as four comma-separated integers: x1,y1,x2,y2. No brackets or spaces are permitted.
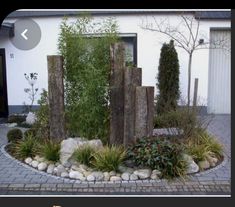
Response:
133,169,151,179
110,176,122,181
90,171,104,181
109,171,116,176
69,171,86,181
103,172,110,181
25,157,32,164
38,162,47,171
130,174,138,181
121,172,130,181
31,160,39,168
47,164,55,174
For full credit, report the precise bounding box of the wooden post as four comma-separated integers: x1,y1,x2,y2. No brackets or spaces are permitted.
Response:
109,43,125,145
135,86,154,139
193,78,199,107
123,68,142,147
47,55,66,141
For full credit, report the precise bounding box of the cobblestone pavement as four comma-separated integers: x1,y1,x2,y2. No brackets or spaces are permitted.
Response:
0,115,231,195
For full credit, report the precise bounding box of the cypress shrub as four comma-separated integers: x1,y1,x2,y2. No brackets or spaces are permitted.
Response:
156,40,180,114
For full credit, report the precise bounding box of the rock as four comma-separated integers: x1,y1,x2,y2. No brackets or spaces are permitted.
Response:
109,171,116,176
31,160,39,168
47,164,55,174
87,174,95,182
150,174,158,180
79,164,88,171
88,139,103,149
198,160,210,170
26,112,36,125
187,161,199,174
63,161,72,168
90,171,104,181
61,172,69,178
60,138,103,165
152,169,161,176
121,172,130,181
38,162,47,171
54,164,66,176
206,155,218,167
83,171,92,177
60,138,83,165
34,155,45,162
150,169,161,179
110,176,122,181
182,154,199,174
69,171,86,181
25,157,32,164
130,174,138,181
103,172,110,181
133,169,151,179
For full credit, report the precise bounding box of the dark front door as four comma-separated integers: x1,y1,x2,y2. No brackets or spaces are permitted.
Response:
0,48,8,117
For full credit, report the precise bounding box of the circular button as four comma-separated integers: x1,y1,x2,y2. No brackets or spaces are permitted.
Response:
10,18,41,50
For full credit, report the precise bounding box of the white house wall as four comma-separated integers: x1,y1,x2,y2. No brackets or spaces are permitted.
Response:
0,13,230,108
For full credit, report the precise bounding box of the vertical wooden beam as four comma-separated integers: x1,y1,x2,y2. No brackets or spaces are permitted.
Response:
47,55,66,141
193,78,199,107
109,43,125,145
135,86,154,139
123,68,142,147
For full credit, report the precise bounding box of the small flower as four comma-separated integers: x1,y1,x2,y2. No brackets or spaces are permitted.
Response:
24,88,30,93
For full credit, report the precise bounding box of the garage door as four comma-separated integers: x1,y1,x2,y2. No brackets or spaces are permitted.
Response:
207,29,231,114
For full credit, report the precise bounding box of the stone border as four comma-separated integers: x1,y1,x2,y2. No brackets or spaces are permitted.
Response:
1,143,228,184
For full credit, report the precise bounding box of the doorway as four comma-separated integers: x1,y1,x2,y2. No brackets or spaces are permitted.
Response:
0,48,8,117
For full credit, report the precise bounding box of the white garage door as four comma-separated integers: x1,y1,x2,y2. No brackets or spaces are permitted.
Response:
207,29,231,114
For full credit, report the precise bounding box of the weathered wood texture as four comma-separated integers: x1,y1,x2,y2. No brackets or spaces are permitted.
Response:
123,68,142,147
109,43,125,145
47,55,66,141
135,86,154,139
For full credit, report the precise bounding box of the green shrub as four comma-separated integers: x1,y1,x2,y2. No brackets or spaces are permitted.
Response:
7,128,23,143
33,89,50,140
92,146,126,172
7,115,26,124
185,130,223,162
156,40,180,114
12,134,39,159
127,137,187,179
58,14,119,142
72,145,95,166
40,141,60,162
24,128,37,138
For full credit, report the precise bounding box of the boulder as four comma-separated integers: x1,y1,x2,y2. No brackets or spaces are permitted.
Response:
110,176,122,181
38,162,47,171
26,112,37,125
118,165,134,174
69,171,86,181
130,174,138,181
198,160,210,170
47,164,55,174
182,154,199,174
133,169,151,179
121,172,130,181
60,138,103,165
25,157,32,164
31,160,39,168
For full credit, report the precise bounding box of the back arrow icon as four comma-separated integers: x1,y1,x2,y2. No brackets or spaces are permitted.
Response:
21,29,28,40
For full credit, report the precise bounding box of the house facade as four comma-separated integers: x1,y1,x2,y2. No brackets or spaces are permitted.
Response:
0,10,231,117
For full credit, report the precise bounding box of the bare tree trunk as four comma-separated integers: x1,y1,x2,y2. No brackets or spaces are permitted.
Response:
187,52,193,107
